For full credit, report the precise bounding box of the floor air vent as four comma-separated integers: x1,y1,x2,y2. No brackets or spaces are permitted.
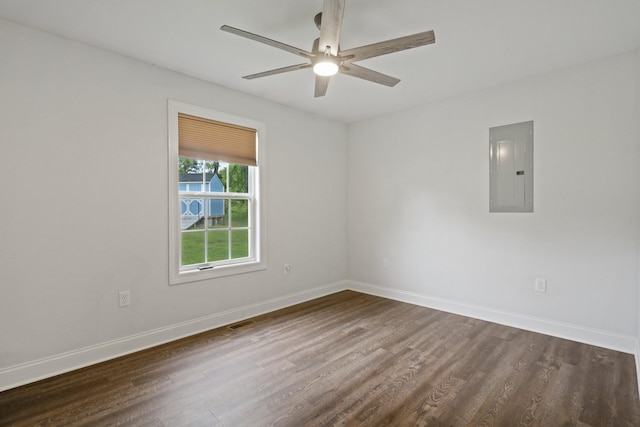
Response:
228,320,255,330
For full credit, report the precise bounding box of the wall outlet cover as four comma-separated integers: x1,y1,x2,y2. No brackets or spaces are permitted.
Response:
118,290,131,307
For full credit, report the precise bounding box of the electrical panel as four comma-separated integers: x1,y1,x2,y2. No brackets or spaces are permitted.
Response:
489,121,533,212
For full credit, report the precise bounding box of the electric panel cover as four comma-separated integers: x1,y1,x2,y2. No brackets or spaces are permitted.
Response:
489,121,533,212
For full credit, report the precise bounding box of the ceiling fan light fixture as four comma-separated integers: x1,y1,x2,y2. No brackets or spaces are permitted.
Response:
313,60,339,76
313,50,339,76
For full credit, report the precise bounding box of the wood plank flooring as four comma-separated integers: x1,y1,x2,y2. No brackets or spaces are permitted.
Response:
1,290,639,426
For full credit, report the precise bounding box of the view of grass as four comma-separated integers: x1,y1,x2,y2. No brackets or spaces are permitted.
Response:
180,200,249,266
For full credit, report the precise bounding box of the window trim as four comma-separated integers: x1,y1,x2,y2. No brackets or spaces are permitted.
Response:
168,100,267,285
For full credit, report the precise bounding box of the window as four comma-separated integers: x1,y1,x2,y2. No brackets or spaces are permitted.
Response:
168,101,266,284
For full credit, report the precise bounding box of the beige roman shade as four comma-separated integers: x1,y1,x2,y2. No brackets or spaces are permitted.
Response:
178,113,257,166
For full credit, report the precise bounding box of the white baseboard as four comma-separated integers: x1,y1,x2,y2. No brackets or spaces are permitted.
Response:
636,340,640,396
347,280,638,355
2,279,637,393
0,280,347,392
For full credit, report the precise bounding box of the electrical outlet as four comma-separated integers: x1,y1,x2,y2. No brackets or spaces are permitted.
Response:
118,290,131,307
283,264,291,275
535,278,547,293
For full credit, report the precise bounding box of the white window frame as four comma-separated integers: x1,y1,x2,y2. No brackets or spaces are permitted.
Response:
168,100,267,285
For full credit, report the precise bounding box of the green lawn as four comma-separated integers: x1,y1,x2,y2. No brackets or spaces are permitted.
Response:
181,200,249,266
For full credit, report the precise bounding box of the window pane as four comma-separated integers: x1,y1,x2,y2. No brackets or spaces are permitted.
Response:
216,163,229,193
178,158,199,173
228,164,249,193
231,199,249,227
207,230,229,261
207,172,224,193
181,231,205,266
206,199,227,228
181,197,204,229
231,229,249,259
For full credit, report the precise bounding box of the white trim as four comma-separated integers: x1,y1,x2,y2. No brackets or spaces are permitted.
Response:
0,280,347,392
636,339,640,398
3,280,636,393
347,280,637,354
168,100,268,284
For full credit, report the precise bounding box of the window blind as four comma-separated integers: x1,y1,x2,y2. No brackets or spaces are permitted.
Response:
178,113,257,166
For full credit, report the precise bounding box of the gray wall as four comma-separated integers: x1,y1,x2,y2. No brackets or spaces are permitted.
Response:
348,50,640,342
0,18,348,385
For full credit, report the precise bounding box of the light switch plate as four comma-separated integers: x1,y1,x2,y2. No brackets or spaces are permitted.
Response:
535,278,547,293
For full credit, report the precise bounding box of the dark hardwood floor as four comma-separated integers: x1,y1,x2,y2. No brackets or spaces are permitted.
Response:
2,290,639,426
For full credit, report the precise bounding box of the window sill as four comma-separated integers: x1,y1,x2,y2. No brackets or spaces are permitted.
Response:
170,260,267,285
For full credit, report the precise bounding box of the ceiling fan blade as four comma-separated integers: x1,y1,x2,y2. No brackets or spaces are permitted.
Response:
340,30,435,63
314,75,330,97
243,63,312,80
318,0,345,56
339,63,400,87
221,25,313,59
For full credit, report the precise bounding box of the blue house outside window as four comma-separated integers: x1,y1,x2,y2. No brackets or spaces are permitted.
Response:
179,173,225,229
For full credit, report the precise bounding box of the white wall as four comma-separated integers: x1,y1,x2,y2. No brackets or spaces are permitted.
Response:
348,51,640,342
0,19,347,386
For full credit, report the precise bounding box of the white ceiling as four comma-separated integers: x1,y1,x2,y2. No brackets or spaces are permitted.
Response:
1,0,639,123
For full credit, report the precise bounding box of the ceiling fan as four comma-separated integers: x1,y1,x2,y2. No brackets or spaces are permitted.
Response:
221,0,435,97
